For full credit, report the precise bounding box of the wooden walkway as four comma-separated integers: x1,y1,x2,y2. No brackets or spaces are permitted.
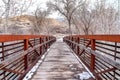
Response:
31,39,94,80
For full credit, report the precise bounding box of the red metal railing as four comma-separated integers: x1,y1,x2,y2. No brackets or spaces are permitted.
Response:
63,35,120,80
0,35,56,80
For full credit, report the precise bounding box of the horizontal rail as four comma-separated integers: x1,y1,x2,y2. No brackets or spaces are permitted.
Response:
0,38,55,69
64,35,120,80
68,35,120,42
0,35,49,42
0,35,56,80
64,38,120,69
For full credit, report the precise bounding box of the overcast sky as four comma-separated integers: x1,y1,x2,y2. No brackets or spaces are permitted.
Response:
28,0,117,18
0,0,118,19
29,0,60,18
0,0,60,18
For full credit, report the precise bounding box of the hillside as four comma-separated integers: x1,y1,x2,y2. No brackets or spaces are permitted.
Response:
0,15,69,34
9,15,66,27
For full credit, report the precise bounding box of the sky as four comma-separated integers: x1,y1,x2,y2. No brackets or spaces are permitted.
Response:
0,0,118,19
29,0,117,18
0,0,60,18
29,0,60,18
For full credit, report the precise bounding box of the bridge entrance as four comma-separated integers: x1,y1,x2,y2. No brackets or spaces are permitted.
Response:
0,35,120,80
31,38,94,80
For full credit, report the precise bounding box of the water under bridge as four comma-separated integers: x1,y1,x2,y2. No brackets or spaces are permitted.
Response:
0,35,120,80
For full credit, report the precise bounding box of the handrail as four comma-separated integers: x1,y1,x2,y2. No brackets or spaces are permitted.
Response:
64,35,120,80
64,38,120,69
0,35,52,42
0,35,56,80
0,38,55,69
66,35,120,42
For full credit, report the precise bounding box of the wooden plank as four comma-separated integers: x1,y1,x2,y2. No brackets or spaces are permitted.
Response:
31,40,94,80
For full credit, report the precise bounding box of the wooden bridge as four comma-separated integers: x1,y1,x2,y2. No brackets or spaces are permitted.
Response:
0,35,120,80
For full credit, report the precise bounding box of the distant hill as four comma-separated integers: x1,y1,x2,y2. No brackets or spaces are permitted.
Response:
9,15,66,27
0,15,69,34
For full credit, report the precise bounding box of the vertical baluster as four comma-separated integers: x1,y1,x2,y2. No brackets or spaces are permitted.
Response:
114,42,117,80
43,37,45,53
77,37,80,55
49,37,51,46
24,39,28,70
46,37,48,50
71,37,73,49
2,42,6,80
41,37,43,55
48,36,50,48
40,37,42,56
91,39,95,71
2,42,5,61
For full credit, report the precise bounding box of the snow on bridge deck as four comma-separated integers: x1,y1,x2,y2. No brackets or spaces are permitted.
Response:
30,38,94,80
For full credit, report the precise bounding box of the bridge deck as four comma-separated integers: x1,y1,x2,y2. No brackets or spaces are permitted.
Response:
31,39,93,80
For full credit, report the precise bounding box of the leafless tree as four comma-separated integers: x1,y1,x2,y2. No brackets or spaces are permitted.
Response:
32,7,50,34
72,18,81,34
94,0,117,34
2,0,11,33
72,0,118,35
73,1,95,35
47,0,85,34
44,19,51,35
1,0,33,33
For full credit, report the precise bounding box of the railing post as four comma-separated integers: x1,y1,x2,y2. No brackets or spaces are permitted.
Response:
91,39,95,71
77,37,80,55
48,37,50,47
69,37,71,47
46,37,48,50
2,42,5,61
49,37,51,46
43,37,45,53
2,42,6,80
24,39,28,70
75,37,77,53
40,37,42,55
72,37,74,49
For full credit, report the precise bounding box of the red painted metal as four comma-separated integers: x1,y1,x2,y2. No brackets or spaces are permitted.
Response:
77,37,80,54
64,35,120,80
0,35,56,80
24,39,28,70
90,39,95,71
70,35,120,42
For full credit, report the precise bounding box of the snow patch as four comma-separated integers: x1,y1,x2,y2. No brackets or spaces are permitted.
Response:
57,38,63,42
41,55,45,60
78,71,91,80
68,45,95,79
23,59,42,80
23,52,48,80
47,49,50,52
69,64,73,67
